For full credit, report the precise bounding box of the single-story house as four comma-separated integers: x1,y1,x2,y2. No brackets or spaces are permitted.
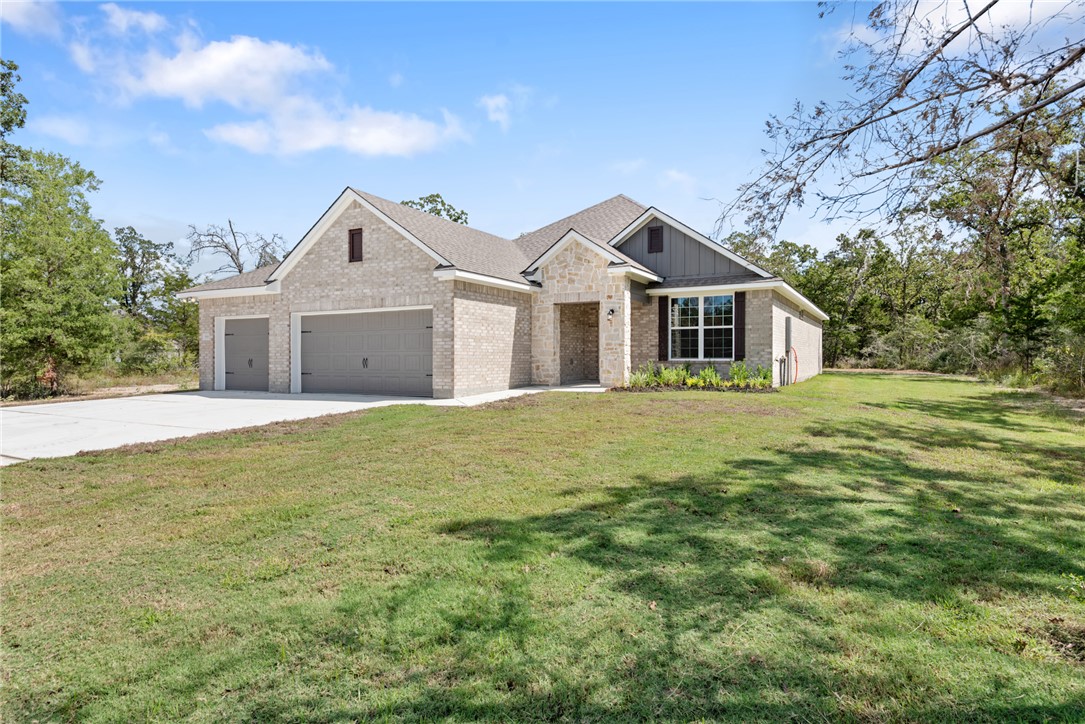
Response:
178,188,827,398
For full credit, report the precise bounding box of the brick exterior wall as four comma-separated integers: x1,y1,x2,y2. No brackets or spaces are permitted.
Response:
558,302,600,382
771,291,823,385
196,200,456,397
451,281,532,396
532,240,632,387
743,289,775,376
630,298,658,373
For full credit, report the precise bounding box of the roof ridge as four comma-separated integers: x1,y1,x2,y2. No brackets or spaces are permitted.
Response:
350,187,512,243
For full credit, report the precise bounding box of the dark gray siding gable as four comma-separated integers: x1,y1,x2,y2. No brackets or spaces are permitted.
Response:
617,220,752,278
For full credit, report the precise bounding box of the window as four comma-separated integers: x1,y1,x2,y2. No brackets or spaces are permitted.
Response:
670,297,699,359
647,226,664,254
348,228,364,262
669,294,734,360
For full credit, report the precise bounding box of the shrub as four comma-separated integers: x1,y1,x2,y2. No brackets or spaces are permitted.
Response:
697,365,723,388
729,360,751,385
658,364,690,386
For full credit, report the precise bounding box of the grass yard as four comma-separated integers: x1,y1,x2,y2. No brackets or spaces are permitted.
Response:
2,373,1084,722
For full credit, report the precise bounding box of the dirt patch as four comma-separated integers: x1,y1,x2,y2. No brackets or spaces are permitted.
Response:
476,394,547,411
1033,618,1085,664
1,383,195,408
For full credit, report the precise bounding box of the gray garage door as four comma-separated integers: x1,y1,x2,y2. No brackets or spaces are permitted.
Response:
224,318,269,391
300,309,433,396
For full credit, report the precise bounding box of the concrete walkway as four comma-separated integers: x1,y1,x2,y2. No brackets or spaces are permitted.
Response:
0,385,606,465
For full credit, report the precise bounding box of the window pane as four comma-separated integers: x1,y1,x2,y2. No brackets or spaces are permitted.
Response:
704,328,734,359
671,329,698,359
704,295,733,327
670,297,699,328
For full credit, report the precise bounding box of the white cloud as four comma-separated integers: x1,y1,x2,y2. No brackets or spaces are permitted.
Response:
30,115,90,145
388,72,404,88
478,84,536,131
828,0,1075,57
661,169,697,194
123,35,333,111
1,0,63,39
63,19,467,158
100,2,166,35
69,41,97,72
478,93,511,131
207,100,467,157
612,158,645,175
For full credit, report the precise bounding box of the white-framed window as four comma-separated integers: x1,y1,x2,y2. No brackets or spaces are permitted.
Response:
669,294,734,360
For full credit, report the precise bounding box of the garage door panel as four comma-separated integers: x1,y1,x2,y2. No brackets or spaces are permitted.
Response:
224,318,269,391
300,310,432,397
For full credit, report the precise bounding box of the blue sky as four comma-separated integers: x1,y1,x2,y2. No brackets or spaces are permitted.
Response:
2,1,865,275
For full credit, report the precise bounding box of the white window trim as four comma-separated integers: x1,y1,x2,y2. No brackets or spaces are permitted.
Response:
214,314,270,391
289,305,433,393
668,294,735,362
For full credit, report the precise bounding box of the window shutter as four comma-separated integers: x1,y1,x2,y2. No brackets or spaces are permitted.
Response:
648,227,663,254
348,228,364,262
657,296,669,361
733,291,746,360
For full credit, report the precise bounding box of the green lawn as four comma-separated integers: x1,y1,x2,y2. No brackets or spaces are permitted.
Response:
3,373,1083,722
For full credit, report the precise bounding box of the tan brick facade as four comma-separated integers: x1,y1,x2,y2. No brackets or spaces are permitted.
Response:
452,281,532,396
194,199,823,397
557,302,599,383
197,201,456,397
771,291,823,385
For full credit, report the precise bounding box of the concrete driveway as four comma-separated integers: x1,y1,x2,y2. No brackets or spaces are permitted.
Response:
0,386,601,465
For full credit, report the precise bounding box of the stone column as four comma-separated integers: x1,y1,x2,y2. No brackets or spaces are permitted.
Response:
599,275,632,387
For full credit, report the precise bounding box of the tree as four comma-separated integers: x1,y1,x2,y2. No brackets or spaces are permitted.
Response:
719,0,1085,237
0,150,120,395
115,226,177,319
401,193,469,224
113,226,200,367
186,219,285,276
1,59,28,186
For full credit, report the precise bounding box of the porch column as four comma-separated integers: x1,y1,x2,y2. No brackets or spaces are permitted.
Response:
600,276,632,387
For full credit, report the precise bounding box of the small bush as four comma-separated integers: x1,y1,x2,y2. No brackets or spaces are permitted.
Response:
697,366,723,388
730,360,751,385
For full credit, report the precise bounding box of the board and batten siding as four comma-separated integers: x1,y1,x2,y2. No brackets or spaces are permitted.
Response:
617,222,749,278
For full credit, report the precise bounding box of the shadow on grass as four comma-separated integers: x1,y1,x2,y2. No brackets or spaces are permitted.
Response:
300,424,1084,720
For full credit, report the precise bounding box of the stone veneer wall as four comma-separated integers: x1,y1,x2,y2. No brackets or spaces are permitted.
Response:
197,200,456,397
532,241,632,387
771,291,823,385
558,302,600,382
452,281,532,396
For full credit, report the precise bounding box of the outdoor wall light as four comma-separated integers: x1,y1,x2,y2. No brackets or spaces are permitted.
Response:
607,308,615,321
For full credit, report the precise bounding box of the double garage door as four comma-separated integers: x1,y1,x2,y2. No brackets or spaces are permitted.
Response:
222,310,433,397
300,309,433,397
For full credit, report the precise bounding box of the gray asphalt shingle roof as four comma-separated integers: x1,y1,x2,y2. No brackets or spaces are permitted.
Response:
512,194,647,261
181,191,680,293
351,189,531,283
179,264,278,293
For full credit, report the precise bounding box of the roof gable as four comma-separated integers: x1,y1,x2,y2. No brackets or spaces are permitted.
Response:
513,195,647,261
609,208,773,279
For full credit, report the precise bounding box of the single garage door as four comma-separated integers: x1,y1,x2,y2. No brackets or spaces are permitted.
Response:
300,309,433,396
224,318,269,391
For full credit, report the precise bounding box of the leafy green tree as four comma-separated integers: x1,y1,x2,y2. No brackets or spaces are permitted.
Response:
401,193,469,225
1,150,120,395
113,226,200,368
1,59,29,186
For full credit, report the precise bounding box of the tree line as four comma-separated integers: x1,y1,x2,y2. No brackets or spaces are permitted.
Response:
0,61,281,398
721,0,1085,395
